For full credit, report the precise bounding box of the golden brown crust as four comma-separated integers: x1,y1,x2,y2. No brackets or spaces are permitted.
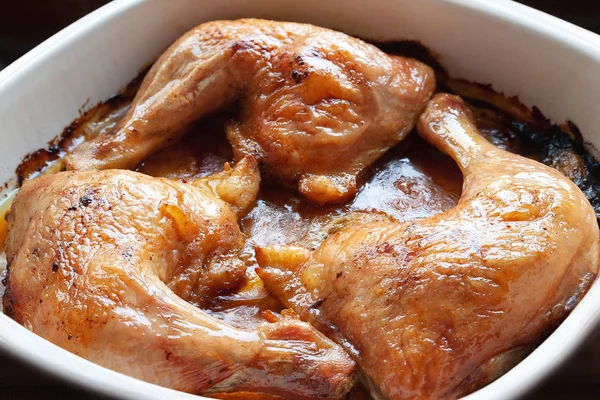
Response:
3,159,355,399
64,19,435,205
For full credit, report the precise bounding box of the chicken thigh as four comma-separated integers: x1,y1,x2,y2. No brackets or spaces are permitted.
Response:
63,19,435,205
3,157,355,399
257,94,600,399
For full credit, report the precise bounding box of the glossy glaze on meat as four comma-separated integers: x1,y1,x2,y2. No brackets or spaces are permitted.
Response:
63,19,435,205
257,94,600,399
2,20,600,400
4,92,596,399
3,158,356,399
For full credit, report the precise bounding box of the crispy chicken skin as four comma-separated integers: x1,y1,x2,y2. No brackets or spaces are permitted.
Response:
63,19,435,205
3,157,355,399
257,94,600,399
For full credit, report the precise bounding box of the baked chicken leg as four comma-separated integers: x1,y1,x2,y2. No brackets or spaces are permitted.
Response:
63,19,435,205
3,157,355,399
257,94,600,399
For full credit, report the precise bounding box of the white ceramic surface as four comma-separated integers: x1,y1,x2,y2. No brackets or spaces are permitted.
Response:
1,0,600,399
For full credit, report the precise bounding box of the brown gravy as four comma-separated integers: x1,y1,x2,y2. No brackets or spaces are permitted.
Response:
133,117,463,331
133,118,463,400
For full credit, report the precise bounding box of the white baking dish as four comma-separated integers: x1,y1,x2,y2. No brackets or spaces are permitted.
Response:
1,0,600,398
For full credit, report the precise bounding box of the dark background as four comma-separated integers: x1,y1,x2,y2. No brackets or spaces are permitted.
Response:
1,1,600,399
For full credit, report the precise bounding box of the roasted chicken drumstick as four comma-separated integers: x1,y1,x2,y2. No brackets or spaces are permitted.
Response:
3,157,355,399
257,94,600,399
64,19,435,205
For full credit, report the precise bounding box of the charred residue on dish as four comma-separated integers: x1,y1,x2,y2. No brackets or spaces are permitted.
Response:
14,67,149,185
373,39,600,221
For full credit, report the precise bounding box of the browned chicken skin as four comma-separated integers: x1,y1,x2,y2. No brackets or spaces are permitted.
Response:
63,19,435,205
257,94,600,399
3,157,355,399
